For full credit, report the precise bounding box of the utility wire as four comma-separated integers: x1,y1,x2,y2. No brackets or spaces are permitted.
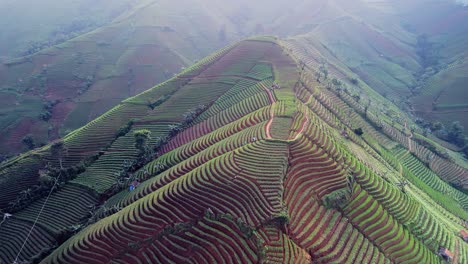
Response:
13,174,60,264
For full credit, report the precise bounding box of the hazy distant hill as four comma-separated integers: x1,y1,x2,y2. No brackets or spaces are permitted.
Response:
396,0,468,137
285,0,468,153
0,0,244,157
0,0,138,60
0,0,466,160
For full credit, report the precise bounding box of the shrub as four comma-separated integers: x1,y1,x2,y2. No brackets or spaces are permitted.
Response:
49,140,68,170
447,121,465,147
115,120,134,138
147,94,171,110
40,111,52,121
354,127,364,136
133,129,151,154
22,134,35,150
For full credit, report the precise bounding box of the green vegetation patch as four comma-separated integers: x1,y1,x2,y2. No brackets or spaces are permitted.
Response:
270,117,293,140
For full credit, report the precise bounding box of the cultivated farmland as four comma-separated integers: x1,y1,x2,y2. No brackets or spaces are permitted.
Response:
0,37,466,263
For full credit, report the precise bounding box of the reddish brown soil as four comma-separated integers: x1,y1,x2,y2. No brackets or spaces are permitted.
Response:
1,117,39,152
49,100,76,139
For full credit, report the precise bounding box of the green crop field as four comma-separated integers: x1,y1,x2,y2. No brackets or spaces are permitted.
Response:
1,1,468,263
0,37,466,263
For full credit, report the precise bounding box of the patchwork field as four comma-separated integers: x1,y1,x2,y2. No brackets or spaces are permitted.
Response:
0,37,466,263
0,0,245,158
412,61,468,131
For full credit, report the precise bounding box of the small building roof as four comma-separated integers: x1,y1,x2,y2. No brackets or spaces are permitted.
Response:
130,180,140,187
461,230,468,241
461,230,468,237
439,247,454,258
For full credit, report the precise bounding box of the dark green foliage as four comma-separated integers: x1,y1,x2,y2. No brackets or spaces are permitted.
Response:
462,146,468,158
39,100,59,121
319,64,328,80
447,121,465,147
331,78,342,87
147,94,172,110
44,100,59,111
133,129,151,154
50,139,68,171
272,212,290,226
21,19,103,57
414,119,466,149
22,134,35,150
236,218,255,239
107,104,211,197
29,246,57,264
182,104,208,125
40,111,52,121
77,75,94,95
363,99,371,117
354,127,364,136
168,124,183,137
115,120,134,138
155,222,193,240
51,140,66,158
315,71,322,82
352,94,361,102
431,121,443,132
331,78,343,95
6,163,87,213
322,189,350,210
427,121,465,147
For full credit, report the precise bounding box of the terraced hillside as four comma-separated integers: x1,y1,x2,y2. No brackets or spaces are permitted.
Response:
0,0,245,158
3,0,467,165
0,38,467,263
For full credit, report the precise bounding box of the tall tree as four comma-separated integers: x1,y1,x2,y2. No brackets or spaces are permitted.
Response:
50,140,67,169
448,121,465,146
133,129,152,155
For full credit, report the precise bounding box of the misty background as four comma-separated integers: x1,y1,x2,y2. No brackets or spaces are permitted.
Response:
1,0,467,60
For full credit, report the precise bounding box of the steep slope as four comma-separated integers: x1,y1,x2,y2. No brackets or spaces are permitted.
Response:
0,0,244,158
1,37,466,263
0,38,288,263
3,0,466,160
0,0,137,59
283,0,468,176
286,0,468,144
400,1,468,133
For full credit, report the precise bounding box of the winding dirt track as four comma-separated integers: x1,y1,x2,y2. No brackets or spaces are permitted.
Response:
404,122,413,152
261,83,309,141
293,114,310,141
261,83,276,139
290,93,312,141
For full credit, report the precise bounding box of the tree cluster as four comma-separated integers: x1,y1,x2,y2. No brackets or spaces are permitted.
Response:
133,129,152,156
416,119,465,148
22,134,35,150
20,19,101,57
39,99,60,121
